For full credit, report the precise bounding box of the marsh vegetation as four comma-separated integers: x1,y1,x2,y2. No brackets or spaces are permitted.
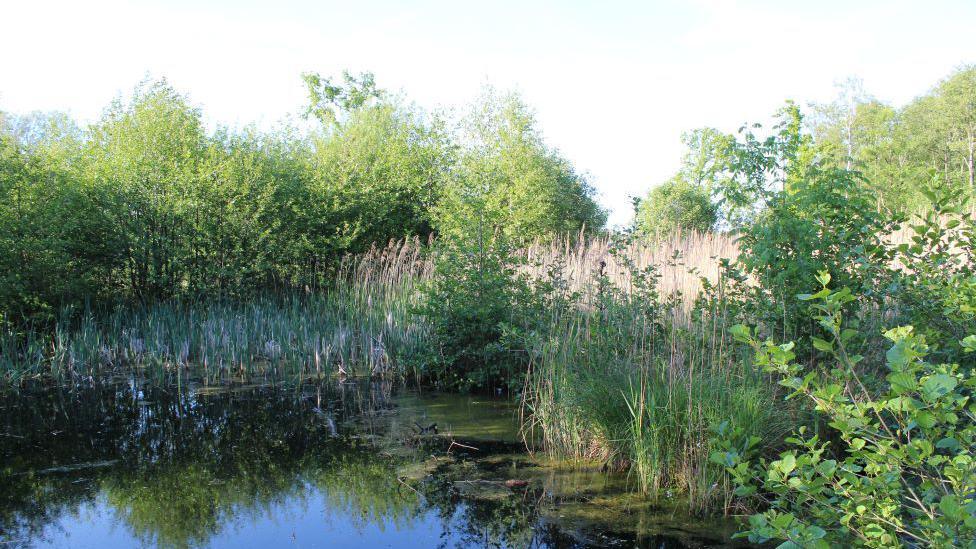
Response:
1,66,975,547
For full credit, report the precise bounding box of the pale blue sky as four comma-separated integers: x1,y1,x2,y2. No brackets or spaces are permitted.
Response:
2,0,974,224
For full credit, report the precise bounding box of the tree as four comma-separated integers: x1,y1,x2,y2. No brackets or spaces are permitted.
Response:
83,79,208,300
294,103,452,284
902,66,976,192
810,67,976,212
677,127,735,190
436,90,605,243
0,108,114,325
301,70,384,127
635,177,717,238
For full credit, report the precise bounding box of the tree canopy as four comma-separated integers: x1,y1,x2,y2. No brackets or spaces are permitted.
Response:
0,76,604,326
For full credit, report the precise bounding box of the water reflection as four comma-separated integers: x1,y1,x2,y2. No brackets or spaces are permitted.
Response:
0,380,739,548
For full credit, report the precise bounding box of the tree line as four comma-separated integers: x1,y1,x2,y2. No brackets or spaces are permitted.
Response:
635,65,976,236
0,73,605,327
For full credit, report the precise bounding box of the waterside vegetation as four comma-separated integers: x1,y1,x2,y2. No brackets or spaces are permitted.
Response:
2,66,976,546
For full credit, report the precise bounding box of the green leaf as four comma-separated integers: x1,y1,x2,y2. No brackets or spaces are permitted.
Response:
961,335,976,352
811,337,833,352
922,374,958,400
936,437,960,451
799,288,830,301
730,324,751,342
886,371,917,395
915,410,936,429
779,454,796,475
940,494,963,521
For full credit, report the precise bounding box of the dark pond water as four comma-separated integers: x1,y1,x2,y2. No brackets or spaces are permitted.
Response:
0,378,742,548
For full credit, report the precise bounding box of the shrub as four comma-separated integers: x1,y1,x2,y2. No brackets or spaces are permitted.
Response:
735,167,899,343
715,273,976,548
887,184,976,365
417,228,536,391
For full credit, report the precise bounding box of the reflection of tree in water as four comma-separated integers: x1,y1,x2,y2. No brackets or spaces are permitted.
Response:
0,381,419,547
313,452,422,532
1,382,139,546
418,476,540,548
0,382,703,548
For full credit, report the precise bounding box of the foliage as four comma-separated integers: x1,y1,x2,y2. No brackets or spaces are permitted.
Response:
810,66,976,211
521,234,791,513
435,90,605,243
417,225,535,391
887,184,976,364
0,76,608,330
635,176,717,238
712,102,811,227
301,70,384,126
715,274,976,548
736,164,899,342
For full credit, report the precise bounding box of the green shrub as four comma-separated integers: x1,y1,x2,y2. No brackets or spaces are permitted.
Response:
736,167,899,344
417,228,535,391
887,184,976,365
715,273,976,548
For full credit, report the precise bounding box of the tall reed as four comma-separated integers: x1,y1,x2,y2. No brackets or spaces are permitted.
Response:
0,238,433,384
519,234,790,514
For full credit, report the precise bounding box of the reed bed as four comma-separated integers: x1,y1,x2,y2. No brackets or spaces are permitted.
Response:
522,230,738,306
518,232,793,515
1,229,742,393
0,238,433,384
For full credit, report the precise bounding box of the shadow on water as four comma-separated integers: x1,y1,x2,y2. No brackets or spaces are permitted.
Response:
0,378,746,548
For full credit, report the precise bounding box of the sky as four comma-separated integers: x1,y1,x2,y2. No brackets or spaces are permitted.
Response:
2,0,974,225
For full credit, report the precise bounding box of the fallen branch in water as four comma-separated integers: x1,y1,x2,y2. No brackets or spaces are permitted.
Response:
447,440,479,453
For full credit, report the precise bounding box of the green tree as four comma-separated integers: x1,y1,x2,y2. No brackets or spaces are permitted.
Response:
810,84,907,210
676,127,735,190
0,112,107,325
811,67,976,211
712,102,812,227
83,79,208,300
436,90,605,242
301,70,384,127
902,66,976,193
635,177,717,237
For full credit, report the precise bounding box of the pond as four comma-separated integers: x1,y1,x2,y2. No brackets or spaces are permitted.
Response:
0,378,744,548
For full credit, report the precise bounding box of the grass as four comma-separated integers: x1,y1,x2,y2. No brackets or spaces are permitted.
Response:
518,232,792,514
0,231,736,384
522,229,739,304
0,237,433,384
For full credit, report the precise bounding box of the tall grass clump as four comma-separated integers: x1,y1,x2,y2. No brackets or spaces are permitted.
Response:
0,238,433,384
520,233,792,514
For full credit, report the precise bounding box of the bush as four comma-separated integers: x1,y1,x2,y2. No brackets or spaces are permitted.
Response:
887,184,976,365
735,167,899,344
715,273,976,548
417,228,536,391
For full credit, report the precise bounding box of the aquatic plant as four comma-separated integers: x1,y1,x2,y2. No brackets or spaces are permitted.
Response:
519,236,791,514
0,238,433,383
